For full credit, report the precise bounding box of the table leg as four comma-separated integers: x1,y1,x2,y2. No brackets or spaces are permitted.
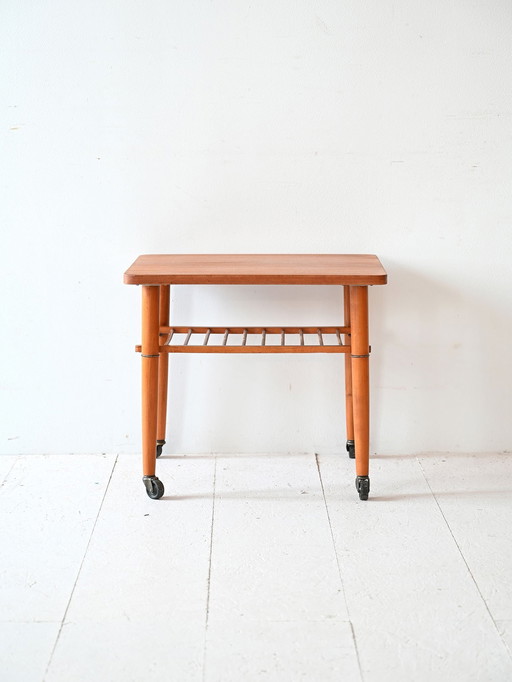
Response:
141,285,164,499
343,286,355,459
156,285,170,458
349,285,370,500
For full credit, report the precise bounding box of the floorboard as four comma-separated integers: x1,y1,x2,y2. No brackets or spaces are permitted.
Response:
203,453,360,681
497,621,512,659
318,453,512,682
0,454,115,623
419,452,512,621
45,454,215,682
1,452,511,682
0,623,59,682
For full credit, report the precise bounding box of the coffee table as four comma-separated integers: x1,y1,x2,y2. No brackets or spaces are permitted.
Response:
124,254,388,500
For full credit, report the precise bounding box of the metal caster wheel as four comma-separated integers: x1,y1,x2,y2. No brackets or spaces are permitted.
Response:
143,476,165,499
156,440,165,458
355,476,370,501
346,440,355,459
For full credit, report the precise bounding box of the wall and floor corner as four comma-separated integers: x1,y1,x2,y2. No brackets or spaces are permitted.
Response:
1,1,511,456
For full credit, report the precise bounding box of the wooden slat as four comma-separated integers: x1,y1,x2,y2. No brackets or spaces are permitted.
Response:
160,330,174,345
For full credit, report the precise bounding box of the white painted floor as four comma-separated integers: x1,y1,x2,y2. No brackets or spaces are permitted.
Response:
1,452,511,681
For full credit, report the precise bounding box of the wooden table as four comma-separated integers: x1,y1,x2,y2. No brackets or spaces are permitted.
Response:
124,254,388,501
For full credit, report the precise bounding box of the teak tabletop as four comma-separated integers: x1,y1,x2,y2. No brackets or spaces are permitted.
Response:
124,253,388,502
123,253,387,285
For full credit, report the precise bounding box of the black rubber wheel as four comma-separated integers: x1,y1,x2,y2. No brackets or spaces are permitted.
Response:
355,476,370,501
144,477,165,500
156,444,163,458
346,440,355,459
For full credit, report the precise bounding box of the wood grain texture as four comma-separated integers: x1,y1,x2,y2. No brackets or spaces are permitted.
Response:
124,254,388,285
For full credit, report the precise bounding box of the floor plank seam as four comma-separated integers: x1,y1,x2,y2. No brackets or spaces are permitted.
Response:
42,454,119,681
202,456,217,682
0,456,19,490
497,621,512,659
314,453,364,682
417,457,512,664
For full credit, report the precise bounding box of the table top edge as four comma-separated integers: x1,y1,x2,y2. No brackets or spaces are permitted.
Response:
124,254,388,285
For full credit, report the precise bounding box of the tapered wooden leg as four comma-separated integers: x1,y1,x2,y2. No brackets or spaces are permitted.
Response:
156,285,170,457
343,286,355,458
350,286,370,499
141,286,163,498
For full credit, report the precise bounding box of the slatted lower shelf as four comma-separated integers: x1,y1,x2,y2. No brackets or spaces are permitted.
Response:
136,326,352,354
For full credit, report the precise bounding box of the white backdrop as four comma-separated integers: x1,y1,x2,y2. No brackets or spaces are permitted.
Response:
1,1,511,455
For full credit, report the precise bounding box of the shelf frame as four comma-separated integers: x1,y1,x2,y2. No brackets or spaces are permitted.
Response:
135,326,353,354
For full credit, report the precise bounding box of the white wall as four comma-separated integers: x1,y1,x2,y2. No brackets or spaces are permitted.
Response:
2,1,511,456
